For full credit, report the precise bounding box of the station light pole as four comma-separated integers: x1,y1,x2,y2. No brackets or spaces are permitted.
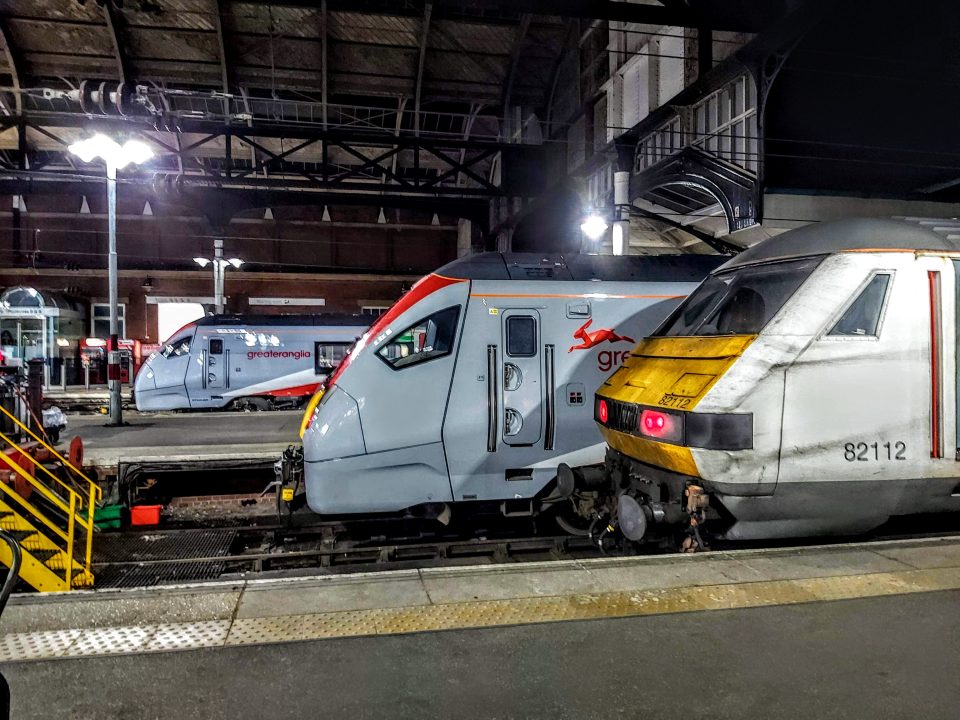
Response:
193,242,244,314
68,134,153,427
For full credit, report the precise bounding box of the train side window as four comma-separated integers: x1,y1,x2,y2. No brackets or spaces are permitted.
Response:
377,306,461,369
209,338,223,354
506,316,537,357
828,273,891,337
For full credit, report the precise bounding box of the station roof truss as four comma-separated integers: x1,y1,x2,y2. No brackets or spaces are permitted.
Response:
0,0,771,220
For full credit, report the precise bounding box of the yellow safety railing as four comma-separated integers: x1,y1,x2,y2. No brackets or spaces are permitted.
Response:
0,403,100,588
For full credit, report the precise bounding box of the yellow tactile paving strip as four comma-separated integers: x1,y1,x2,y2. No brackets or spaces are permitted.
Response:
3,562,960,662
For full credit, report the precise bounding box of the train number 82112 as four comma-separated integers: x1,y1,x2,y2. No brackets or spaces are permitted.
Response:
843,441,906,462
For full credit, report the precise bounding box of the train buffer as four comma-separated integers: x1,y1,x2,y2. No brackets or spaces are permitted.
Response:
0,405,99,592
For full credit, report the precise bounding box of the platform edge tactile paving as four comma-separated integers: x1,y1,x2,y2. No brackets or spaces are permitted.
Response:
6,544,960,663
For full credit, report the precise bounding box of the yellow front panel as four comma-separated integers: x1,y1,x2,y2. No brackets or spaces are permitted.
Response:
597,335,757,478
600,335,756,411
599,426,700,477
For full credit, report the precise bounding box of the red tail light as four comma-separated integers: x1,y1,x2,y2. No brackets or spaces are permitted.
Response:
598,399,609,424
639,409,681,442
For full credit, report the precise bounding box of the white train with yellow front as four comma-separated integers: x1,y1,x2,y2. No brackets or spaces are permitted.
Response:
594,218,960,542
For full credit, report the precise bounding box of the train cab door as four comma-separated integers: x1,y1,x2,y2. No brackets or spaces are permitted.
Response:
500,311,543,446
205,337,225,390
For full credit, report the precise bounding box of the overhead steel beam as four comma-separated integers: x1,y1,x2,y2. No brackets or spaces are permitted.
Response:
545,20,576,130
501,14,531,113
0,19,23,115
102,1,132,85
320,0,328,128
213,0,233,116
237,0,766,32
414,3,433,136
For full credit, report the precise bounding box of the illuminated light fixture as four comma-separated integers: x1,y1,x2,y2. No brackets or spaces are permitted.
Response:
68,134,153,169
227,258,244,269
580,213,608,240
193,257,210,268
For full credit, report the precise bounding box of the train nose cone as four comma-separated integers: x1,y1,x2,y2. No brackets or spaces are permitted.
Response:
133,368,156,411
302,386,366,463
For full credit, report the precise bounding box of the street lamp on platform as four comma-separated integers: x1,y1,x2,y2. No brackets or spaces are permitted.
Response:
194,240,244,314
68,134,153,426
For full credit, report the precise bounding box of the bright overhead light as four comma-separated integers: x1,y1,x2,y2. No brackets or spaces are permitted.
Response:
193,257,210,268
580,213,609,240
227,258,244,269
68,134,153,169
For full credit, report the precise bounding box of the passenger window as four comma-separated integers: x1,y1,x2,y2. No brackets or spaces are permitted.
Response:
377,306,460,369
209,339,223,355
506,316,537,357
829,274,891,337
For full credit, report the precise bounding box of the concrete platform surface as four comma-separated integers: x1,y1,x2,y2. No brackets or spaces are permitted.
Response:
3,590,957,720
64,411,301,466
1,536,959,662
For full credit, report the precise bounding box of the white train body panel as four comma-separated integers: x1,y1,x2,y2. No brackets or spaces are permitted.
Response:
301,253,723,515
596,218,960,540
134,315,368,411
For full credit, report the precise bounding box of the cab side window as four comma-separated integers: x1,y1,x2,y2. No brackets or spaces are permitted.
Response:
828,273,891,337
161,333,192,358
377,306,460,369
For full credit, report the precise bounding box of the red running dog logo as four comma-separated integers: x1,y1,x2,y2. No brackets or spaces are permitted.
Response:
569,320,635,352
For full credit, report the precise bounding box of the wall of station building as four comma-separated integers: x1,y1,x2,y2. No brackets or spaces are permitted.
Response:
0,191,449,348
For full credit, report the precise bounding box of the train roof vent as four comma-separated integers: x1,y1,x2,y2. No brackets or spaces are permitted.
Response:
506,257,573,280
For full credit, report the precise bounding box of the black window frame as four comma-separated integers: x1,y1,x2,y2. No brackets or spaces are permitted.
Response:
376,305,462,371
314,341,353,375
209,338,224,355
827,272,893,339
505,315,538,358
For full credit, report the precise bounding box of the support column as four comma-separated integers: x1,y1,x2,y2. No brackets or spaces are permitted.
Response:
457,219,473,257
214,237,224,314
613,171,630,256
106,161,123,425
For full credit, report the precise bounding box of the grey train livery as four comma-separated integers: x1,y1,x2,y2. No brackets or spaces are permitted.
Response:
134,314,369,411
296,252,723,518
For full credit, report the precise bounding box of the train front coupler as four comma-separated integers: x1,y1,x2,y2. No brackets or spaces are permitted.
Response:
272,445,306,523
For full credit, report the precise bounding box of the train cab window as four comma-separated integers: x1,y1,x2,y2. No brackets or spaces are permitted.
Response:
655,256,822,337
315,342,351,374
377,306,460,369
161,333,192,358
828,273,891,337
506,316,537,357
209,338,223,354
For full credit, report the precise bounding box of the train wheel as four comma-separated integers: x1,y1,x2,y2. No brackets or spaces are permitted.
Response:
235,397,270,412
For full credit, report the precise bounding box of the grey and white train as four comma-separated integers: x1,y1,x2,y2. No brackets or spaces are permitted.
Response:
134,314,368,411
293,252,723,520
596,218,960,542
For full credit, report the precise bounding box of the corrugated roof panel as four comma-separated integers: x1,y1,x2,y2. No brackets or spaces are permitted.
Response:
9,21,113,56
430,20,515,55
329,12,420,47
127,30,220,64
121,0,215,32
3,0,100,23
234,35,323,72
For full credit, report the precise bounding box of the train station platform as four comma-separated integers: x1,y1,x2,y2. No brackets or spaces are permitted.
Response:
66,411,300,476
1,536,959,718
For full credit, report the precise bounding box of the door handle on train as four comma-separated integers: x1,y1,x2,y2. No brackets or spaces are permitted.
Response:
208,373,216,383
504,363,522,391
544,345,555,451
487,345,498,452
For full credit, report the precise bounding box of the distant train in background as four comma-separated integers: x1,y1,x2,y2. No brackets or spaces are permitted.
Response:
134,314,369,411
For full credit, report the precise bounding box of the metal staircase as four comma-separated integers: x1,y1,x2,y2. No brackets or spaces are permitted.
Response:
0,405,99,592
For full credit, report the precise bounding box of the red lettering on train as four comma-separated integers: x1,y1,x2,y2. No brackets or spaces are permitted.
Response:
598,350,631,373
246,350,311,361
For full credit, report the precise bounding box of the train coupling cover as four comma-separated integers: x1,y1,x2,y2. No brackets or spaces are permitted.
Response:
273,445,305,510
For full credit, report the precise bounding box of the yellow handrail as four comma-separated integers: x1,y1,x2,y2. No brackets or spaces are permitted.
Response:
0,404,100,499
0,402,101,585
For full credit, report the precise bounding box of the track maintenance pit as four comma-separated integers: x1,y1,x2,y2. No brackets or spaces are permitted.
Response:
63,410,298,517
1,537,960,718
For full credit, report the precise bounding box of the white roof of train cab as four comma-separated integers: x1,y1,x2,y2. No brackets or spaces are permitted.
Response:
435,252,725,283
720,218,960,271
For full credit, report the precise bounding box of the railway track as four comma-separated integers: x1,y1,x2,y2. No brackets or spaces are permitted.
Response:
88,511,960,589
